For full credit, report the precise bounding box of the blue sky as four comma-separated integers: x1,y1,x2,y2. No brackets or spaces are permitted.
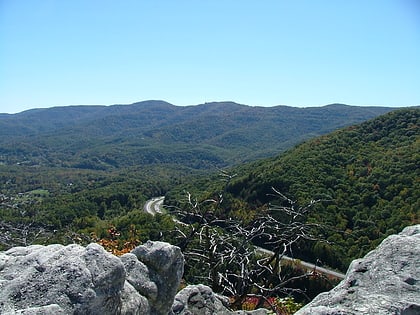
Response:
1,0,419,113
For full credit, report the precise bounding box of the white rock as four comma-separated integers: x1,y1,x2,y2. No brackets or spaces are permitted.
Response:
295,225,420,315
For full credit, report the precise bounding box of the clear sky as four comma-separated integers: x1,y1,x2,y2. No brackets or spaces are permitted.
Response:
1,0,419,114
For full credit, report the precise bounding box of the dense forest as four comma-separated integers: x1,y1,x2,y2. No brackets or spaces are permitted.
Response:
0,104,418,311
0,101,393,169
0,101,397,250
165,108,419,271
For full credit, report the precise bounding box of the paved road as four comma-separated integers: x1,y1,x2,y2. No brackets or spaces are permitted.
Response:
143,197,346,280
143,196,165,215
256,247,345,279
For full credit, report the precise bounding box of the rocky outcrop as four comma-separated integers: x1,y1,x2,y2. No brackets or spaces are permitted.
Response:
1,226,419,315
0,240,184,315
295,224,420,315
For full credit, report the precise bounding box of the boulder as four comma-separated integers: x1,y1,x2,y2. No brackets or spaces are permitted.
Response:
172,284,268,315
2,304,66,315
0,241,184,315
129,240,184,315
2,226,418,315
295,224,420,315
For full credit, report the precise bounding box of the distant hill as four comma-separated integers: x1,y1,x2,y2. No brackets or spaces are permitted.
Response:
0,101,394,169
166,108,420,270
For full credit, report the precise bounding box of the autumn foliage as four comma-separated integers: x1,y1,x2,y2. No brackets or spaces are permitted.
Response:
92,224,140,256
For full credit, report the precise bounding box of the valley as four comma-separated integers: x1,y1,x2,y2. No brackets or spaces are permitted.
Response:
0,101,418,308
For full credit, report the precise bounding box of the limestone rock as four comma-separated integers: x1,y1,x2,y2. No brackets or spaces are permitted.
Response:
130,240,184,315
2,304,66,315
0,241,184,315
295,224,420,315
172,284,268,315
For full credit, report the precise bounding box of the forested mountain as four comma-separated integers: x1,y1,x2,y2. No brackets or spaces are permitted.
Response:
0,101,393,169
0,103,418,309
0,102,417,271
165,108,420,271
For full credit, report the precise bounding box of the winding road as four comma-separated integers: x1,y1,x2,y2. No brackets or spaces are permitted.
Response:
256,247,345,279
143,196,165,215
143,197,346,280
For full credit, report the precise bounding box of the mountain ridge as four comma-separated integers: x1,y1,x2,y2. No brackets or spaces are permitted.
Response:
0,101,396,170
1,101,394,131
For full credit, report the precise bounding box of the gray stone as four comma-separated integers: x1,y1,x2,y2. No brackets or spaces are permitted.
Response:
119,281,149,315
172,284,268,315
131,240,184,315
2,304,66,314
295,224,420,315
0,243,122,314
120,253,158,301
172,284,231,315
2,226,418,315
0,241,184,315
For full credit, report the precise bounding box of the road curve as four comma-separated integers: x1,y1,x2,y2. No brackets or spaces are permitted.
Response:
143,196,165,215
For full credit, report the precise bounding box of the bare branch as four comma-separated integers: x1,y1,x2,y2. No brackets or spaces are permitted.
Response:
171,185,326,302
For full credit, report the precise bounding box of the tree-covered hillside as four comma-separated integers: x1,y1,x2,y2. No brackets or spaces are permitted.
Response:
166,108,419,271
0,101,393,169
0,102,417,272
0,105,418,309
